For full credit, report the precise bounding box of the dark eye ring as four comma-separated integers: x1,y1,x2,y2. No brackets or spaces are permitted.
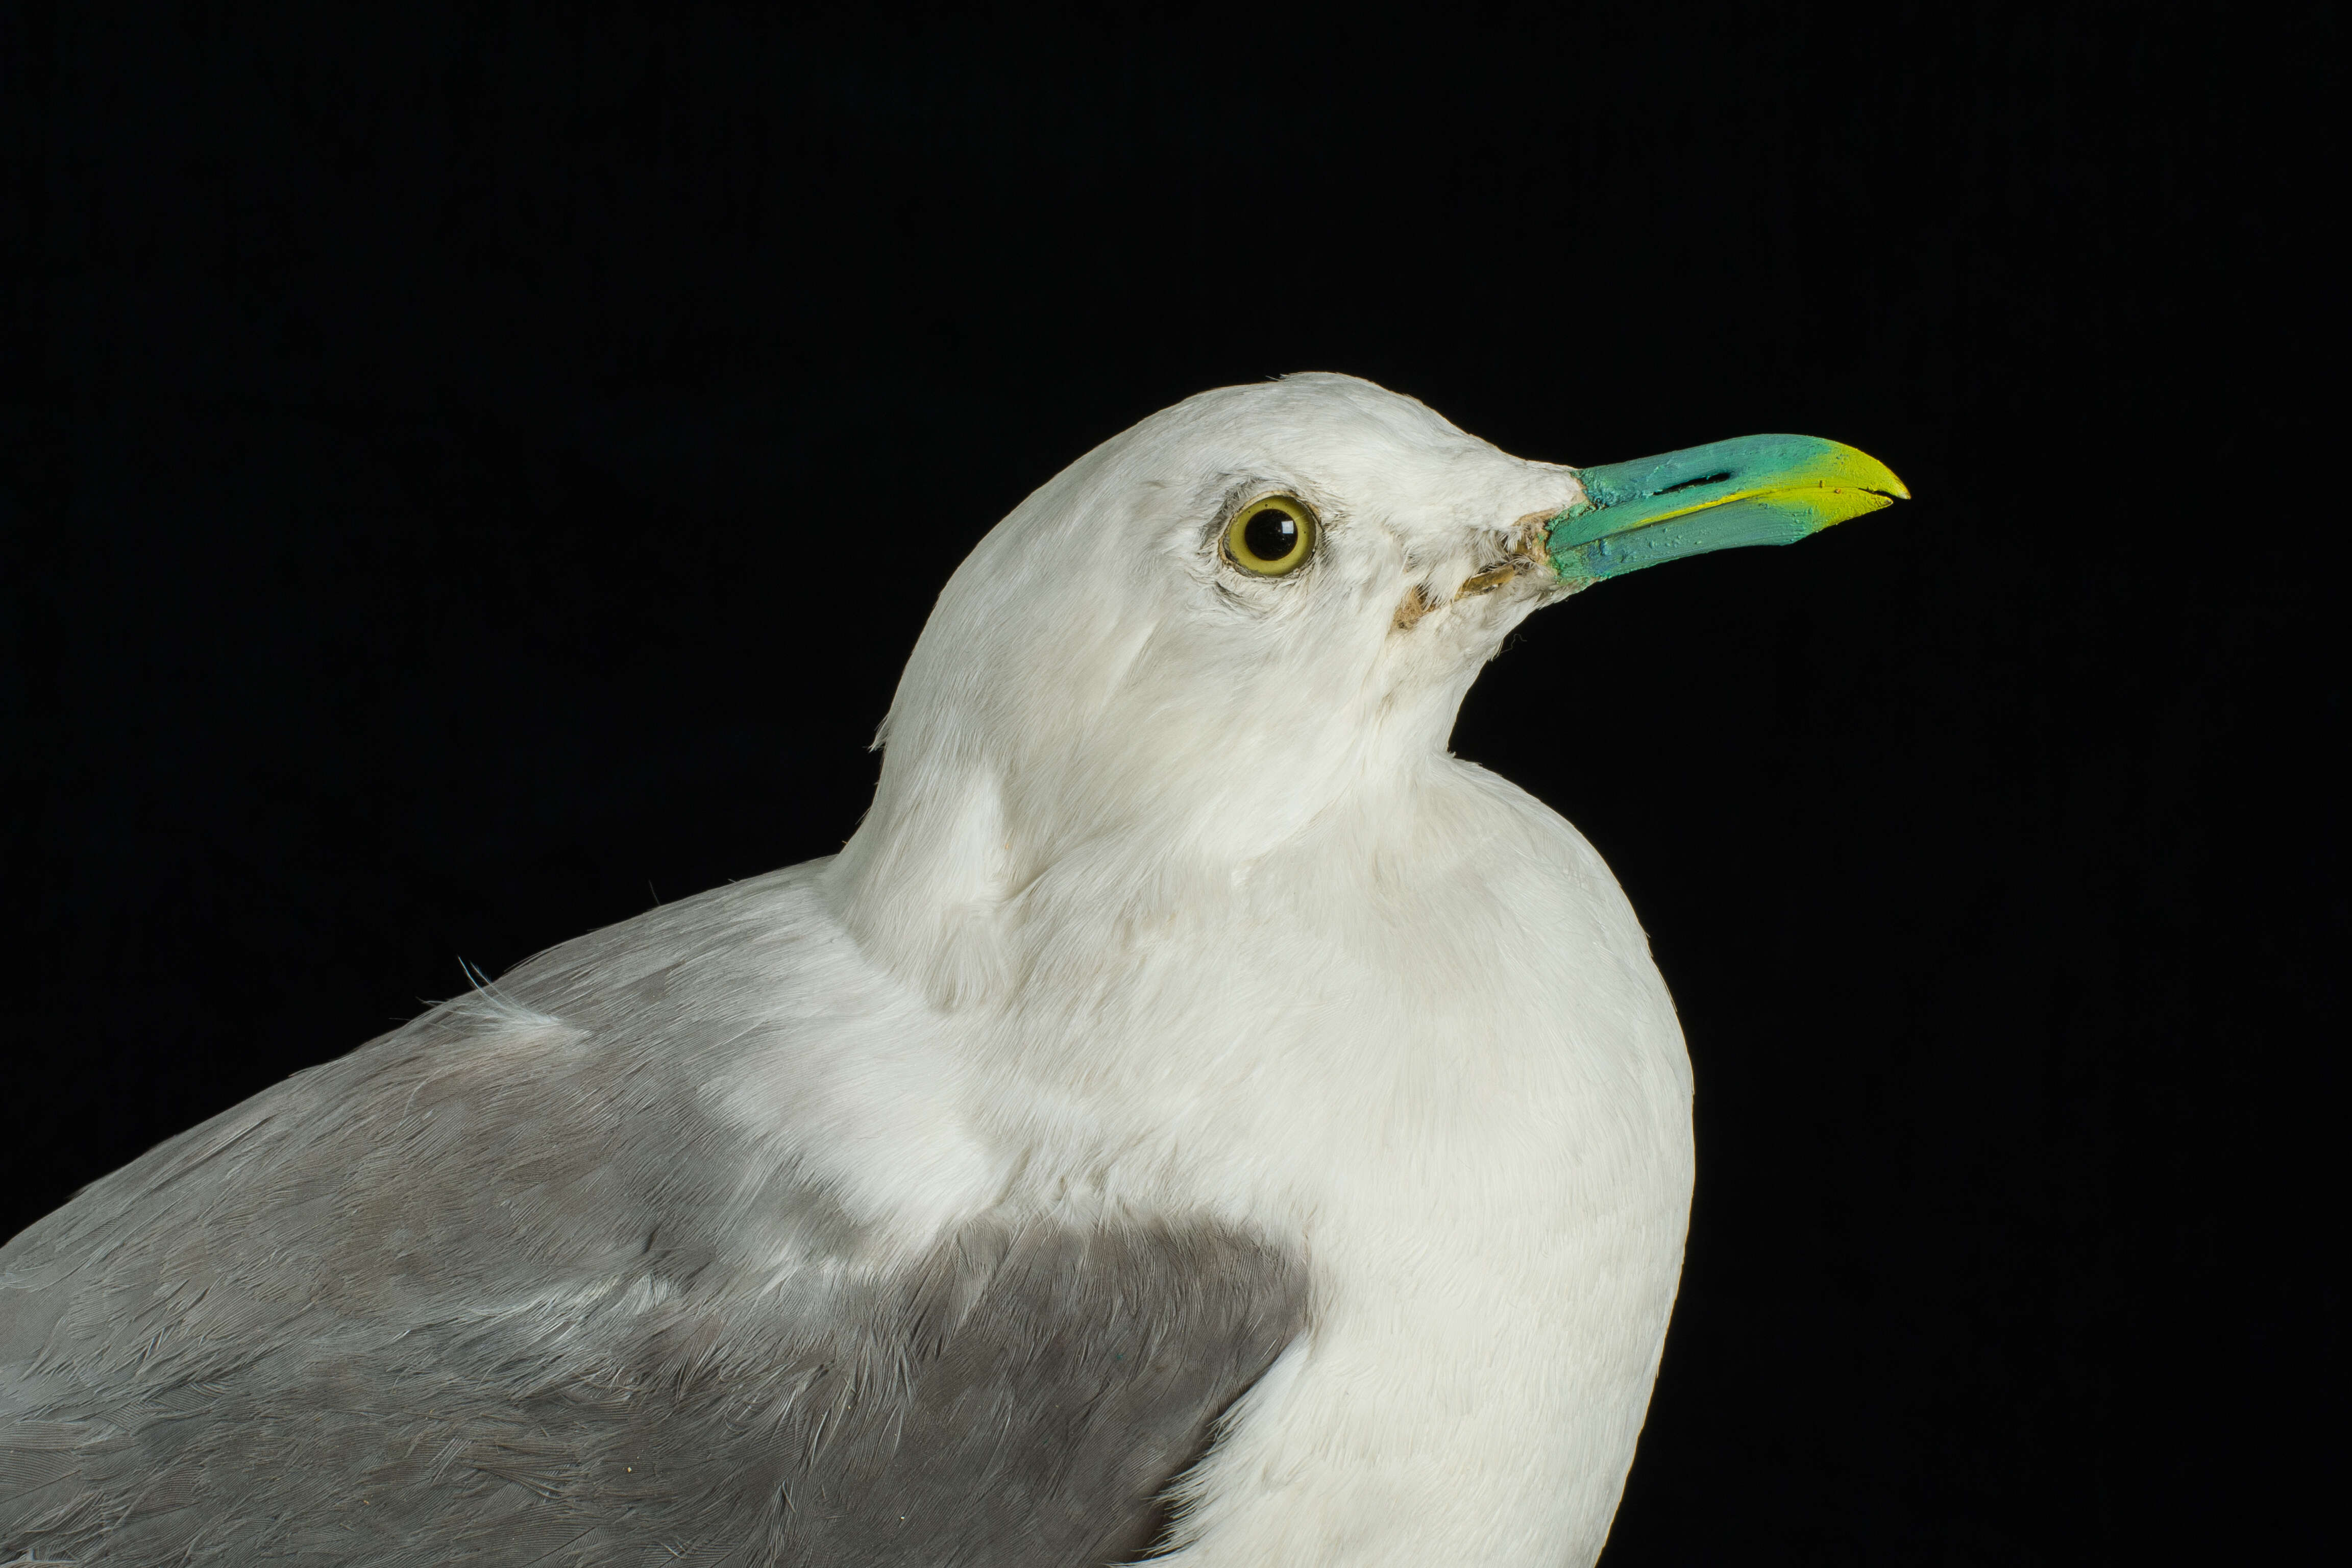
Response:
1223,495,1316,576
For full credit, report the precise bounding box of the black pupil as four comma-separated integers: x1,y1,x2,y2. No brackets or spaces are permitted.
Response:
1242,508,1299,561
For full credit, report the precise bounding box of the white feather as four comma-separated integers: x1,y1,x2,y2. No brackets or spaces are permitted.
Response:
768,373,1693,1563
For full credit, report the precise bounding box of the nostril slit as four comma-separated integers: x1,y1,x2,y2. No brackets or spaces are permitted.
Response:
1656,471,1734,495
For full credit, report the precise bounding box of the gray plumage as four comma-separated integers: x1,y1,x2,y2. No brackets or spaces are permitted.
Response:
0,866,1308,1566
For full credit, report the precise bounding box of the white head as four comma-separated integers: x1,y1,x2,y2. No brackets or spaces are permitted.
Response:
828,375,1575,998
827,373,1903,1004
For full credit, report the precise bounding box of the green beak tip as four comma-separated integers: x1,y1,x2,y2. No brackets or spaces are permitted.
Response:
1548,433,1909,584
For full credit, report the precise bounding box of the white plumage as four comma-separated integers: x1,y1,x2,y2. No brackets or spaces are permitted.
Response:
2,372,1909,1565
825,373,1693,1560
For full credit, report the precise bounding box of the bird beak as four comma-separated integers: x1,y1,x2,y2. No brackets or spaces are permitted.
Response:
1548,434,1909,584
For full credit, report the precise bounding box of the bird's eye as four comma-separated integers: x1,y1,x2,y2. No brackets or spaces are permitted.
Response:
1223,495,1317,576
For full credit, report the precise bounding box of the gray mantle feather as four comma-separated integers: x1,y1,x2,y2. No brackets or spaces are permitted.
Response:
0,866,1310,1566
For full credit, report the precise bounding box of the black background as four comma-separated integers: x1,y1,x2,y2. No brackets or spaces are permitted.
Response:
2,2,2337,1561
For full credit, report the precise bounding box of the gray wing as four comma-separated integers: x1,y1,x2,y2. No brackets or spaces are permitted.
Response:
0,868,1308,1567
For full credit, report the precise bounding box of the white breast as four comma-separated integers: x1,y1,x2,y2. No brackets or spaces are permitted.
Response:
955,760,1697,1565
708,755,1691,1565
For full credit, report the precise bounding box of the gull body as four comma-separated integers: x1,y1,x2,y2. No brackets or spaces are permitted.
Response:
1,375,1901,1564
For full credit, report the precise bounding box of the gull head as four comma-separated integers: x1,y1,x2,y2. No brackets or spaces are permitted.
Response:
828,373,1903,1004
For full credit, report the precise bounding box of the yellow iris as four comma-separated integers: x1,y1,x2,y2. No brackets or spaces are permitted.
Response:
1223,495,1316,576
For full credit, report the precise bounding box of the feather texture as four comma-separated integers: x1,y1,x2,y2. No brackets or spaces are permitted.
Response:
5,376,1702,1565
0,867,1307,1565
